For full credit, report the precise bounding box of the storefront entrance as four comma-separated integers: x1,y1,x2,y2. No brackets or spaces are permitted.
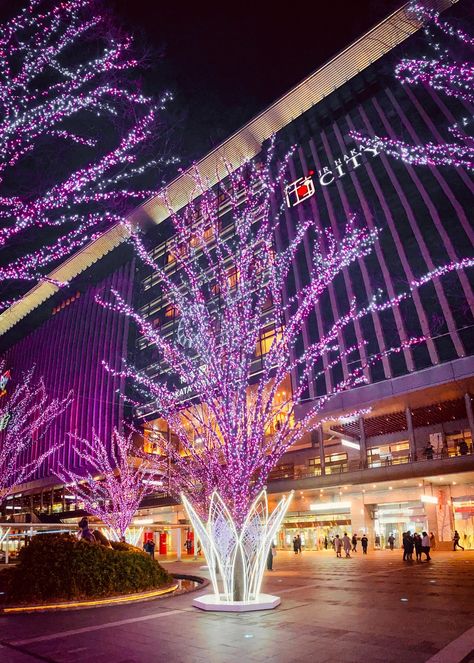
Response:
279,515,351,550
374,502,428,549
453,499,474,550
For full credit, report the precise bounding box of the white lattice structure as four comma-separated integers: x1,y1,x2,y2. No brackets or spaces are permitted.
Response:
182,490,292,610
103,526,144,547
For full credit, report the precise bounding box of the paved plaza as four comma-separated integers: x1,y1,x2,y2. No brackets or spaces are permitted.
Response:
1,549,473,663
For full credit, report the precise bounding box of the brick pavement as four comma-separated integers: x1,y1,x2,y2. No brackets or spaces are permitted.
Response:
0,548,473,663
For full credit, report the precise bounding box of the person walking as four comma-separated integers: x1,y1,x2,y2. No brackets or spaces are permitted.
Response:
407,532,414,561
144,538,155,559
429,532,436,551
421,531,431,561
458,439,469,455
293,536,298,555
296,534,302,554
324,536,328,550
453,530,464,551
403,531,414,561
267,543,276,570
342,532,351,558
351,533,357,552
361,534,368,554
413,533,422,562
388,534,395,551
334,534,342,558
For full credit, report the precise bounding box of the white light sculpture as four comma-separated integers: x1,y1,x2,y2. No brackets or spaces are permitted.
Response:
104,526,144,547
0,526,10,545
182,489,292,612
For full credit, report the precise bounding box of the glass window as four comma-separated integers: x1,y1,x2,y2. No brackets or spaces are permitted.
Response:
367,441,410,467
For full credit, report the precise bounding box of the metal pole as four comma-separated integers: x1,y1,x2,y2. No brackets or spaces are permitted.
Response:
5,532,9,565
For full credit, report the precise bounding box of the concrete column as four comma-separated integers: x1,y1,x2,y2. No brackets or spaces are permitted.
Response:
176,527,182,561
465,393,474,440
406,407,416,461
359,417,367,469
350,495,374,542
318,425,326,476
424,502,438,539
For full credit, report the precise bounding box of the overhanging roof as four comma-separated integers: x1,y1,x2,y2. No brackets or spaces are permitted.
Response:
0,0,457,337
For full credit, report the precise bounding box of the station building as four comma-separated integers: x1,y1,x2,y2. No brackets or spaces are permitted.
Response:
1,0,473,553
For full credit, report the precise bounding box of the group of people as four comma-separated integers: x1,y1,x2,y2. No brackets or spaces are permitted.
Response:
422,439,470,460
292,534,302,554
333,532,369,557
402,531,433,562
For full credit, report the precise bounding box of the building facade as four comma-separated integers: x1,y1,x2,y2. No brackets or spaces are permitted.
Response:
0,0,473,550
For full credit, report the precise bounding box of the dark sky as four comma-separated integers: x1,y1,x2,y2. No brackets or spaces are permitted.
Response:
0,0,404,161
110,0,404,160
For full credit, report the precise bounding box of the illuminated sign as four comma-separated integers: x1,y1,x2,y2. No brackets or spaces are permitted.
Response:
0,369,11,398
285,145,380,208
285,173,316,207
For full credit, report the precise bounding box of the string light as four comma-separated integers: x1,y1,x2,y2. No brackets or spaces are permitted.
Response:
0,0,175,297
351,1,474,171
0,360,72,501
97,138,473,535
56,428,164,541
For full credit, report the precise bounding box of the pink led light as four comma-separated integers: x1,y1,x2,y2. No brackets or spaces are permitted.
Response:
351,1,474,171
98,138,473,527
56,428,163,540
0,0,175,299
0,360,72,501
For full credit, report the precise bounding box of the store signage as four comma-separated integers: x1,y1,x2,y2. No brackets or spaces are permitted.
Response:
285,145,380,208
0,369,11,398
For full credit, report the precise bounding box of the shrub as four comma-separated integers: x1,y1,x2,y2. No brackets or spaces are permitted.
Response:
92,529,112,547
7,533,172,603
110,540,140,552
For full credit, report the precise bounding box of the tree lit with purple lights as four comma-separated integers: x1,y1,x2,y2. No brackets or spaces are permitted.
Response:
98,142,472,607
352,1,474,171
57,428,161,542
0,361,72,502
0,0,173,308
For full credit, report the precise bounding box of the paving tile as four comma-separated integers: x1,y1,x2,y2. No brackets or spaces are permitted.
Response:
2,550,474,662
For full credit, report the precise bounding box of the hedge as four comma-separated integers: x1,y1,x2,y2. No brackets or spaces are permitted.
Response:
6,533,172,603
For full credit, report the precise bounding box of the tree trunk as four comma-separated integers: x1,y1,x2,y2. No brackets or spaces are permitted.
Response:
232,544,244,601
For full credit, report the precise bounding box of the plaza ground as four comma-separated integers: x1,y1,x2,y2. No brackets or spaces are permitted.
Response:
0,548,473,663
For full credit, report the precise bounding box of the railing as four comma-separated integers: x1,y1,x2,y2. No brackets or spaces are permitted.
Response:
269,447,473,483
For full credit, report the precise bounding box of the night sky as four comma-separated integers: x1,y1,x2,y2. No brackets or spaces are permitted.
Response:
109,0,404,161
0,0,404,164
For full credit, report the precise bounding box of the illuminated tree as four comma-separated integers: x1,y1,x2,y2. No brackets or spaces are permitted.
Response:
100,142,472,605
352,1,474,170
0,361,72,503
0,0,174,308
57,428,162,541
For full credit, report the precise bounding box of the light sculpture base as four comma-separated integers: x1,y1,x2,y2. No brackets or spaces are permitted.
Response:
193,593,280,612
181,489,293,612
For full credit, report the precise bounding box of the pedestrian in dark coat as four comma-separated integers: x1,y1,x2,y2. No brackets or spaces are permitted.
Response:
413,533,422,562
267,544,275,570
453,530,464,551
361,535,368,554
351,534,357,552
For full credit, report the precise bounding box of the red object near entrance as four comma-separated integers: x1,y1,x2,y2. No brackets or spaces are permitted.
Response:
159,531,167,555
186,530,194,555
